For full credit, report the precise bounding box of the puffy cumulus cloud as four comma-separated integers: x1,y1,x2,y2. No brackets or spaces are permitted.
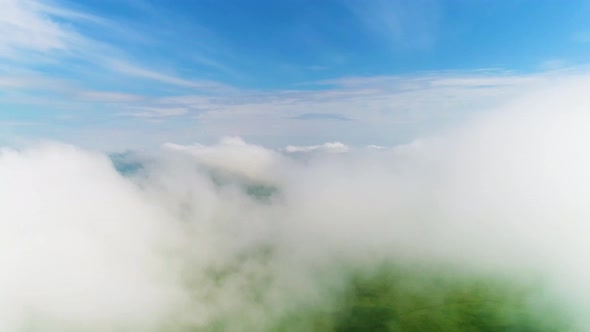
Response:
163,136,282,182
4,75,590,330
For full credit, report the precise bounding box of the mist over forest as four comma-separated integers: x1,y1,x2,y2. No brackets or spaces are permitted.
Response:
2,77,590,331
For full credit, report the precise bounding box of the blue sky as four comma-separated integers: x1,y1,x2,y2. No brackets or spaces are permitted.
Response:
2,0,590,150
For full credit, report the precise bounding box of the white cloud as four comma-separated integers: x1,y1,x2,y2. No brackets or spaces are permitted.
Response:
153,70,554,147
0,0,71,55
164,137,281,181
1,1,588,151
122,107,189,118
6,75,590,329
3,0,586,153
344,0,441,50
284,142,349,154
5,63,589,150
0,0,232,107
108,60,231,91
0,144,185,331
77,91,144,103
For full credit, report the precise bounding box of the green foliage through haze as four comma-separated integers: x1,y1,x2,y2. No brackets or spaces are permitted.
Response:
269,265,571,332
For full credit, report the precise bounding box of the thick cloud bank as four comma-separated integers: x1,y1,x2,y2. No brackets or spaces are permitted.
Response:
3,76,590,330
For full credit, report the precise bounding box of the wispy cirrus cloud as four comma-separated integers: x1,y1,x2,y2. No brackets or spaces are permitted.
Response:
121,107,189,118
76,91,144,103
3,0,590,151
0,0,73,56
107,61,232,92
343,0,441,50
0,0,234,98
291,113,352,121
74,69,553,149
6,65,586,150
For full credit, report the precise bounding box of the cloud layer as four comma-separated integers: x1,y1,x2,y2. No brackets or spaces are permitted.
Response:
3,74,590,330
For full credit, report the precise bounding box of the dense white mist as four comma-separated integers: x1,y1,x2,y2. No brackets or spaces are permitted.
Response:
0,144,185,331
3,75,590,330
